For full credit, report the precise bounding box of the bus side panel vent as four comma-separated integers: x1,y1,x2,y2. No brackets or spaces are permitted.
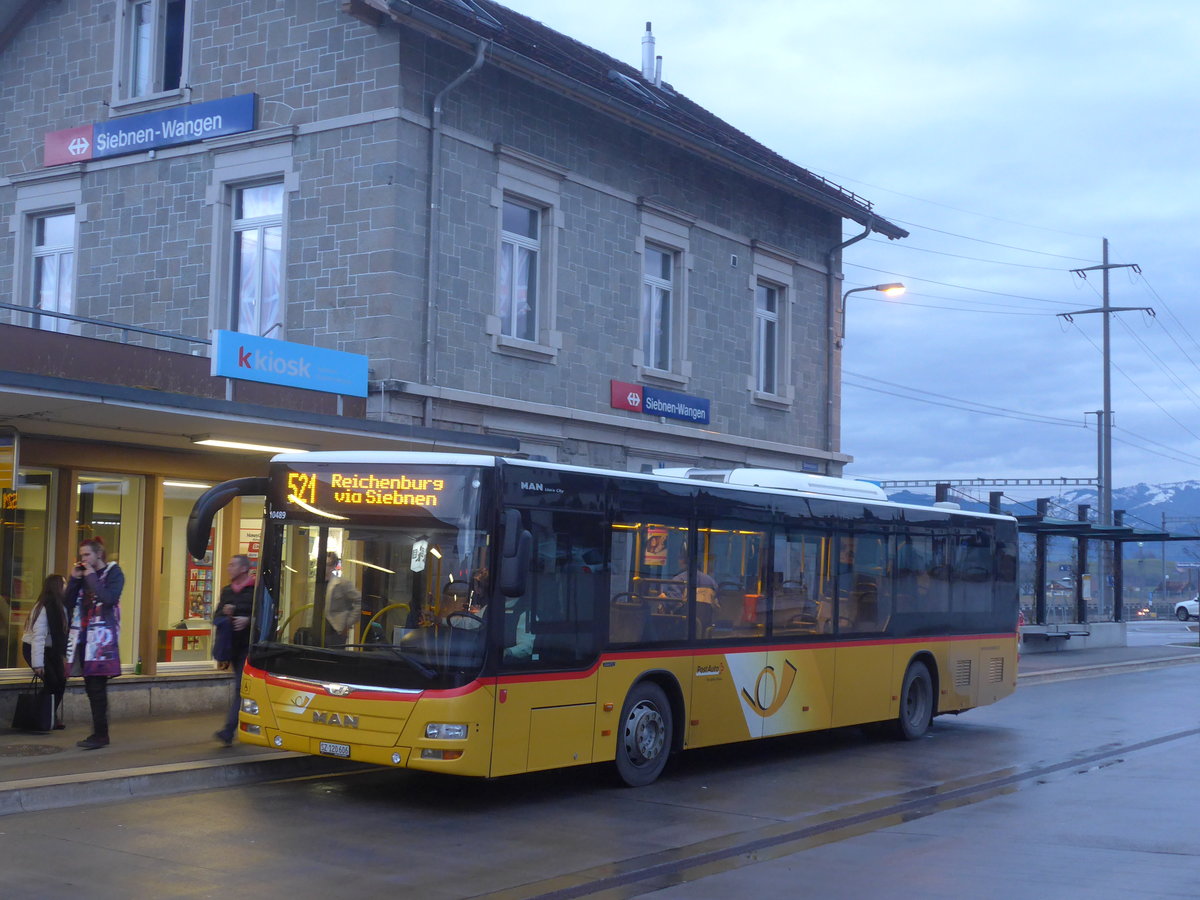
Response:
954,658,973,690
987,656,1005,684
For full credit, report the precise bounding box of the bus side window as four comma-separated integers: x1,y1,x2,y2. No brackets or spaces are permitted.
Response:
501,510,603,668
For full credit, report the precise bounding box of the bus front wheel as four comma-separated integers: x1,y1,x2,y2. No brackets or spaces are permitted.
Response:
616,682,672,787
894,661,934,740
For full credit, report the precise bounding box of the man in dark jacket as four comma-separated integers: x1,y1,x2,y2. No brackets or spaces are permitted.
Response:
213,554,254,746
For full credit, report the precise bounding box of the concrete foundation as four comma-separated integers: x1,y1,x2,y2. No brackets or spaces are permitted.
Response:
1021,621,1127,654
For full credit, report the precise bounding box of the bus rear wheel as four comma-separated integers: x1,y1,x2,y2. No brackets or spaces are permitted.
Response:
894,661,933,740
616,682,672,787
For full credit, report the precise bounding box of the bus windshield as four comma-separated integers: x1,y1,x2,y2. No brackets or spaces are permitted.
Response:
250,463,491,689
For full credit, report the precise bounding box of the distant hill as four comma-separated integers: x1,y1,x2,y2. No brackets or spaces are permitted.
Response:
883,481,1200,539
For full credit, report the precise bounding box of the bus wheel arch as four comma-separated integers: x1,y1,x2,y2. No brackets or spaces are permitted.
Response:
615,675,680,787
894,654,937,741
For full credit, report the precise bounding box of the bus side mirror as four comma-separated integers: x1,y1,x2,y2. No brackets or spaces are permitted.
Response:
499,509,531,598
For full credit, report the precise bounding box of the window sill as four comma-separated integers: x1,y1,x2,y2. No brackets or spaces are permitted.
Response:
493,334,558,363
107,89,188,117
637,366,689,388
751,390,793,411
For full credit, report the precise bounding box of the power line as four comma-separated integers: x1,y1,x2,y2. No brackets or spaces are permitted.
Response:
1066,322,1200,445
811,165,1100,243
842,372,1087,427
864,236,1085,271
845,262,1081,307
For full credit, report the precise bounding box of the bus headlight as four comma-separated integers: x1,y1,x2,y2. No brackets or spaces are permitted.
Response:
425,723,468,740
241,698,259,715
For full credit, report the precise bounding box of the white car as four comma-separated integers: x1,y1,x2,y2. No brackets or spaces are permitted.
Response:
1175,597,1199,621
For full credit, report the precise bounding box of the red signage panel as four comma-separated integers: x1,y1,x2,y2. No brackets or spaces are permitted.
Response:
44,125,96,166
610,380,643,413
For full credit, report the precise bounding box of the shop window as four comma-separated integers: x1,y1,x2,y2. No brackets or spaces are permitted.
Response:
0,468,56,670
75,473,143,671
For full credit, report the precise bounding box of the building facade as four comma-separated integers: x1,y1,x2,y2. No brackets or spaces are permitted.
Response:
0,0,903,678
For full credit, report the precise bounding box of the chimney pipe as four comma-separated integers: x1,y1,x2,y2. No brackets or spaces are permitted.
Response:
654,55,662,86
641,22,655,80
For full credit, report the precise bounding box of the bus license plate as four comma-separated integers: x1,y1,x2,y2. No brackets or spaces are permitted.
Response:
319,741,351,758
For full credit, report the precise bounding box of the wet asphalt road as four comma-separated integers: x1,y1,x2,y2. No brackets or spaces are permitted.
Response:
1,662,1197,899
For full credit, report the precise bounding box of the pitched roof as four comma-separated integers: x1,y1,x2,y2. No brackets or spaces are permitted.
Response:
351,0,908,240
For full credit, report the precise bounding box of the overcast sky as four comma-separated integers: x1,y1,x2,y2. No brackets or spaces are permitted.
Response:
501,0,1200,501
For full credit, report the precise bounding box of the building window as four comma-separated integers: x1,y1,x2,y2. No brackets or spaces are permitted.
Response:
641,245,675,372
231,182,284,337
118,0,187,101
498,198,541,342
755,281,781,395
31,211,76,334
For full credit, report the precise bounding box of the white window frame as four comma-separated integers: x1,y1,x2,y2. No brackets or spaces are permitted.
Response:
111,0,192,110
230,181,286,337
497,196,542,342
31,211,78,334
754,280,782,395
487,148,564,362
206,143,298,346
635,204,693,386
749,247,796,408
9,176,85,335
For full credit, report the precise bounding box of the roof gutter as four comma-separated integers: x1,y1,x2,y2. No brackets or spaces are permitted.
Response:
379,1,906,239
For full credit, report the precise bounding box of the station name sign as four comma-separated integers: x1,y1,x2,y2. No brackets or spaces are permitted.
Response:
610,380,710,425
211,330,368,398
44,94,256,167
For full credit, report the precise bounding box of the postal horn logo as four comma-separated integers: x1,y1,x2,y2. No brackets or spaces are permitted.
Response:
740,660,798,718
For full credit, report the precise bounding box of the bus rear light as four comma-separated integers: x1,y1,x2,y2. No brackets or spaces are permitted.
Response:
420,748,463,760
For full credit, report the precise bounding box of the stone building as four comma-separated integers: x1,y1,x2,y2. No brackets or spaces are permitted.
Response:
0,0,903,679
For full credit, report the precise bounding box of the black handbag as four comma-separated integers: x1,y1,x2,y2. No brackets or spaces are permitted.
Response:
11,675,56,732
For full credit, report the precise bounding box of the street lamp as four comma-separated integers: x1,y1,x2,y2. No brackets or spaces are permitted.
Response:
839,282,906,342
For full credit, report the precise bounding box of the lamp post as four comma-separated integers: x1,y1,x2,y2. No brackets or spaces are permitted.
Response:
840,282,906,343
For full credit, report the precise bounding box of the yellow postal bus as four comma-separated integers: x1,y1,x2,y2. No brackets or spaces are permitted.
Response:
189,453,1018,786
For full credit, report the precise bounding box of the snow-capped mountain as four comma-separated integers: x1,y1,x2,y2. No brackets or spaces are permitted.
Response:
885,481,1200,536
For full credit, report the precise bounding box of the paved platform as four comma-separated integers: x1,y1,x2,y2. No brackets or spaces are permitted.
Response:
1,642,1198,816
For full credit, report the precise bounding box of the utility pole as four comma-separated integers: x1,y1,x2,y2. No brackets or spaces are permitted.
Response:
1059,238,1150,616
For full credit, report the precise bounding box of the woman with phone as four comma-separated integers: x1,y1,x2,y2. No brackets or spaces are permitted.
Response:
64,537,124,750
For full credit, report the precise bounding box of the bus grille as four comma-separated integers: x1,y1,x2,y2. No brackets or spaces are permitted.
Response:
987,656,1005,683
953,658,972,689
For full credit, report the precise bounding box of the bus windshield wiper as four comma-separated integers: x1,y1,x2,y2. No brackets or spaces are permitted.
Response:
342,643,437,679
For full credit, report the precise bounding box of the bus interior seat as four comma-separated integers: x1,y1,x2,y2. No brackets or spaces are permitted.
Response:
648,612,687,642
610,598,647,643
715,585,743,626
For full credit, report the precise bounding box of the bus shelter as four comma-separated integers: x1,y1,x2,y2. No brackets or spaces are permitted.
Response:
1016,499,1195,626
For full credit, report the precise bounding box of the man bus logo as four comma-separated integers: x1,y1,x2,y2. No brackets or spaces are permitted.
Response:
741,660,798,717
312,710,359,728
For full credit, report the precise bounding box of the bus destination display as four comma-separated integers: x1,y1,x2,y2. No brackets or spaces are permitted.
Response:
272,465,474,520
